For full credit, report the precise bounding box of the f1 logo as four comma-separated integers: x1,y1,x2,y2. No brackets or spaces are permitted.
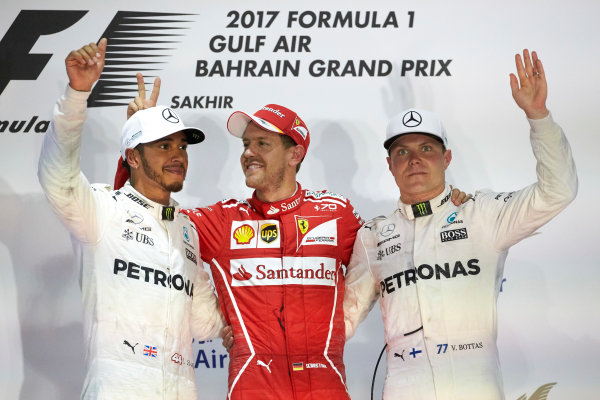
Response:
0,10,88,94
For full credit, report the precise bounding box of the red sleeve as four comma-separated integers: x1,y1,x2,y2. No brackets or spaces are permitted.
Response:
340,200,364,266
114,156,129,190
182,202,227,263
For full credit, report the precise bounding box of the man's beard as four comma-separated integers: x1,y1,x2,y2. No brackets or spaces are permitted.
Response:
244,165,285,192
141,155,184,193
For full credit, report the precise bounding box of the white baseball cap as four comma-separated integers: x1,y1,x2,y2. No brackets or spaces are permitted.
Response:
121,106,205,159
384,108,448,151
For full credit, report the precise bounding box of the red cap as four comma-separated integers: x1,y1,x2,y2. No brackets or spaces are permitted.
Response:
227,104,310,153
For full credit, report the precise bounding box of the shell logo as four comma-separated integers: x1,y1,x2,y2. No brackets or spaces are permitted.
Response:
233,224,255,244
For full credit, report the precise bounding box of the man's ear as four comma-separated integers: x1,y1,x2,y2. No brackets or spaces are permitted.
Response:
386,156,392,173
125,148,140,169
443,149,452,170
290,145,306,167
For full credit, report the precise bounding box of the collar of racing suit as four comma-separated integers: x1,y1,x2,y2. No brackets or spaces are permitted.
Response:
118,181,181,221
397,184,453,220
249,182,304,217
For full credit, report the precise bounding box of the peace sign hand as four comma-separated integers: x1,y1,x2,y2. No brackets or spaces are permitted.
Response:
127,72,161,119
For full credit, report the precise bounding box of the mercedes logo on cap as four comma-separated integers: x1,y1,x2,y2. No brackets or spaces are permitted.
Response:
162,108,180,124
402,111,422,128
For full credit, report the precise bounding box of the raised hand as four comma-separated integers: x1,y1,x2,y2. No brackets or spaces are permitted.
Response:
127,72,161,119
509,49,549,119
65,38,107,92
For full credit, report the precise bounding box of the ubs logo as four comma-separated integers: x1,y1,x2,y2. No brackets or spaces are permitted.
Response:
136,232,154,246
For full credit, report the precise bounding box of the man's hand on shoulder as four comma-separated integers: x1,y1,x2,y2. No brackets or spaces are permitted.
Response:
450,185,473,206
65,38,107,92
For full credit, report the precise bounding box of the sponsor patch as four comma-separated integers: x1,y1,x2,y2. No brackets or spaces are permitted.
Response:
230,257,336,287
379,223,395,237
379,259,481,296
297,218,309,234
125,210,144,224
185,248,197,265
260,224,278,243
438,192,451,207
440,228,468,243
441,212,464,229
123,340,139,354
411,201,432,217
231,220,280,249
162,206,175,220
122,229,134,241
266,205,280,215
305,190,347,202
233,224,255,244
377,243,402,260
296,217,338,249
377,233,400,247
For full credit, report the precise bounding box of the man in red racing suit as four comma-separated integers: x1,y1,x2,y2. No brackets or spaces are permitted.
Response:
188,184,361,399
185,104,363,399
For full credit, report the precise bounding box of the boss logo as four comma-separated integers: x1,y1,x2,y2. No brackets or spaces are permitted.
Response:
440,228,468,243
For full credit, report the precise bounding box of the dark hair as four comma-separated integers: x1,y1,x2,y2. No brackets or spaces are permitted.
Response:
121,158,131,175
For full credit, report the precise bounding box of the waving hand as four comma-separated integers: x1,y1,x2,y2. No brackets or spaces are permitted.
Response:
509,49,549,119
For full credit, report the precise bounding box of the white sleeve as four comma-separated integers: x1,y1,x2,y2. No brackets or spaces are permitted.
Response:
482,113,578,250
190,266,226,340
37,85,100,243
344,228,380,340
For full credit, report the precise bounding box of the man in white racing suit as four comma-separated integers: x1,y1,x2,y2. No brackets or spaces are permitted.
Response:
344,50,578,399
38,38,224,399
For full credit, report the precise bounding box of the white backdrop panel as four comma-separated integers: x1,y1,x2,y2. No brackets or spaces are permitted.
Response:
1,1,598,399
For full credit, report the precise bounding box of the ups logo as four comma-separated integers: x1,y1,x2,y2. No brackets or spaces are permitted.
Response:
260,224,278,243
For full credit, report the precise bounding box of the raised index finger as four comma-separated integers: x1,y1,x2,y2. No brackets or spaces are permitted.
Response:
136,72,146,99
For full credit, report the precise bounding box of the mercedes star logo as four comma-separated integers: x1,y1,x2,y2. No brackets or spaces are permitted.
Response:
162,108,180,124
380,223,395,237
402,111,422,128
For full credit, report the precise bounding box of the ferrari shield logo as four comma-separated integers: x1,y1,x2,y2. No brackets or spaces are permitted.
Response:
297,218,309,234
